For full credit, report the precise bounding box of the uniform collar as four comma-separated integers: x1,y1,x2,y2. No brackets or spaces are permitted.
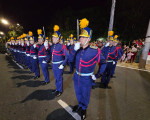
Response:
81,45,90,50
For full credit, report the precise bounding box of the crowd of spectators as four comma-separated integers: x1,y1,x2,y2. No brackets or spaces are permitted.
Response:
90,39,149,63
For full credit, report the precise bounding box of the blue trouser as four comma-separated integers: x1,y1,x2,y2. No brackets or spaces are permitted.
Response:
19,53,23,64
14,51,17,61
53,68,63,92
22,53,26,65
101,62,113,85
32,58,40,77
73,73,92,110
25,55,28,67
68,62,74,72
39,58,50,82
30,57,34,73
111,61,117,76
26,55,32,70
16,52,20,63
92,81,95,86
15,51,18,61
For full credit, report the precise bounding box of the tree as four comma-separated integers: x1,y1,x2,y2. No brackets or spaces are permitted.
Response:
8,24,24,38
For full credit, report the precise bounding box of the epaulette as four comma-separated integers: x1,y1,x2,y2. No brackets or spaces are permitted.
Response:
90,45,98,49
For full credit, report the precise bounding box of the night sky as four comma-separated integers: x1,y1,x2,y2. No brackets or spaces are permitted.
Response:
0,0,150,40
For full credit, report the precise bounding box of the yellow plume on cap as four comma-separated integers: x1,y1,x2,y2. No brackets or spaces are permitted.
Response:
46,37,48,39
114,35,118,39
21,35,24,39
109,31,114,36
37,29,42,35
67,38,69,40
11,37,14,40
29,31,33,36
61,36,63,39
23,33,26,38
70,34,73,38
53,25,59,31
74,37,76,40
79,18,89,29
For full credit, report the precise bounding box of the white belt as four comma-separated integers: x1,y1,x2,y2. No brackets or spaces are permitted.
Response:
22,52,26,53
39,56,46,58
107,60,113,62
30,55,37,57
76,71,93,76
52,60,63,64
26,54,30,56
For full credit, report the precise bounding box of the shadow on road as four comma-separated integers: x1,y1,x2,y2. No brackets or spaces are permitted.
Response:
11,75,33,80
46,108,75,120
5,55,19,69
21,89,55,103
16,80,44,87
9,70,30,74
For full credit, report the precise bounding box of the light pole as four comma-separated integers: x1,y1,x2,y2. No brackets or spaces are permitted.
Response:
108,0,116,38
139,20,150,68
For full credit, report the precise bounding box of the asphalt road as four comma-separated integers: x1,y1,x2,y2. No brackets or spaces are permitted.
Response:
0,54,150,120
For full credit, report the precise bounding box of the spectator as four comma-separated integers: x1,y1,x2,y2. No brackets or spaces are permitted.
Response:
135,45,143,63
131,45,137,62
125,49,134,63
132,40,136,46
120,51,126,62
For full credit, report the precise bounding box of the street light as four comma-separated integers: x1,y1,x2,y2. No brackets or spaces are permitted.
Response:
17,23,20,26
0,31,4,35
1,18,9,25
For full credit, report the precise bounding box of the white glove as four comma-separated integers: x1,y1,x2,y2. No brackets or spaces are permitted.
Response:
113,61,115,65
12,43,14,45
33,44,36,48
42,61,47,64
44,41,48,49
74,42,81,51
19,41,21,45
21,43,24,46
15,43,17,45
50,42,52,46
105,42,109,47
67,43,70,46
27,41,29,46
58,64,64,69
33,56,37,59
91,74,97,81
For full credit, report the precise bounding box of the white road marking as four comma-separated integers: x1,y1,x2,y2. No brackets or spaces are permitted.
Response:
58,99,81,120
117,65,150,72
12,59,24,69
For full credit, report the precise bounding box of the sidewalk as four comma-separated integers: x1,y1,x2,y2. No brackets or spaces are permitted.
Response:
117,62,150,71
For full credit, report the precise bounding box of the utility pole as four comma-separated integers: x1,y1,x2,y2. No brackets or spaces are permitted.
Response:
139,20,150,69
108,0,116,38
77,19,79,41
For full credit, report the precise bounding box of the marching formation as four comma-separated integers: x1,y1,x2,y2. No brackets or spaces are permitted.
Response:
6,18,123,120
